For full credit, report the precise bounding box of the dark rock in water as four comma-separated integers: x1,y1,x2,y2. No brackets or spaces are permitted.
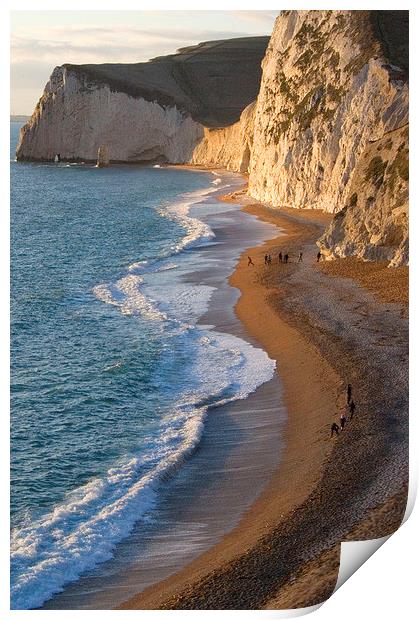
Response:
96,145,109,167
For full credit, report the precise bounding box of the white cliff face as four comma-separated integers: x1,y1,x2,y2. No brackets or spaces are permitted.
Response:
16,36,269,163
318,125,408,267
16,14,408,266
248,11,408,213
191,11,408,265
191,103,255,172
245,10,408,266
16,67,204,163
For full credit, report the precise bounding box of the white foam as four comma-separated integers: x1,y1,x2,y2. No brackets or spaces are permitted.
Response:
93,187,220,323
92,276,167,322
144,281,214,325
155,262,177,272
116,275,167,320
104,360,124,372
11,177,277,609
10,407,203,609
161,188,218,254
11,323,275,609
181,328,276,409
172,215,214,252
128,259,148,272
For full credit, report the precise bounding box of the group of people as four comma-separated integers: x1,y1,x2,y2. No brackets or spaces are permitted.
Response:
278,251,292,263
247,249,324,267
330,383,357,437
248,250,305,267
246,251,355,440
263,252,292,264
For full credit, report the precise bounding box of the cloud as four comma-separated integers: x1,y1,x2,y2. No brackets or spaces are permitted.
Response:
10,11,277,113
11,26,253,68
231,11,279,25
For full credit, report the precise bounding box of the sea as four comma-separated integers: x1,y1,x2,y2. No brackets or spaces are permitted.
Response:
10,121,284,609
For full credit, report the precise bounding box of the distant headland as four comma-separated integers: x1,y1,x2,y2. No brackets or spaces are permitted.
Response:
11,115,29,122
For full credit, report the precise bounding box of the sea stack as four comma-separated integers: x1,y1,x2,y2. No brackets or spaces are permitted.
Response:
97,145,109,167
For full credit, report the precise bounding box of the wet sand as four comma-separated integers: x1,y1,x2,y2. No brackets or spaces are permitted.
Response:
120,181,408,610
42,173,288,609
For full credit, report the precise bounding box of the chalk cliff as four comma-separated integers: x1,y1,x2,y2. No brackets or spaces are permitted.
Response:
191,102,255,172
248,10,408,266
17,11,408,265
191,10,409,266
318,124,408,266
16,37,269,163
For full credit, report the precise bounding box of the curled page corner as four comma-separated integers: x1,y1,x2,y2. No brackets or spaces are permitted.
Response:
333,479,416,595
403,478,417,524
334,535,390,593
262,603,322,618
267,488,414,619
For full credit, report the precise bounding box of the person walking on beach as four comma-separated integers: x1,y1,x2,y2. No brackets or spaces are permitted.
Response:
340,412,347,430
268,254,272,264
248,256,254,266
349,400,356,419
331,422,340,437
317,251,322,262
279,251,283,263
298,251,303,262
264,254,268,265
347,383,352,404
284,253,289,263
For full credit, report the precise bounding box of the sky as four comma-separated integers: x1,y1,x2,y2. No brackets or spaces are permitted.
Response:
10,10,279,115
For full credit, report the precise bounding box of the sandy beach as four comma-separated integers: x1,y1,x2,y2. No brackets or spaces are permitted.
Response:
11,8,409,611
118,174,408,610
41,171,288,610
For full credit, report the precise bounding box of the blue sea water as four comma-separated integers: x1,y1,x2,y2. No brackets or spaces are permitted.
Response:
10,122,276,609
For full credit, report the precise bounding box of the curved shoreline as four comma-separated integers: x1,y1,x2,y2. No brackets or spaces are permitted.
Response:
41,170,288,610
119,175,408,610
